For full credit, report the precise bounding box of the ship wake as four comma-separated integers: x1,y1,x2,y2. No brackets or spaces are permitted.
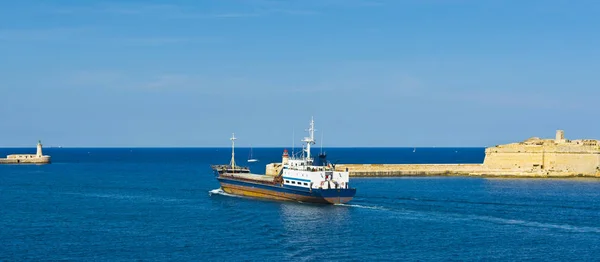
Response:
334,203,388,211
471,215,600,234
209,188,248,199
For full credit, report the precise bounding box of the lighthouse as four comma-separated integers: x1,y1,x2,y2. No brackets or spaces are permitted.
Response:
36,140,43,157
282,149,289,165
1,140,51,164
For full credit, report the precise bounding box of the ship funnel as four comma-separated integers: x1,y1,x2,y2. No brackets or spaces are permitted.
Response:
317,152,327,166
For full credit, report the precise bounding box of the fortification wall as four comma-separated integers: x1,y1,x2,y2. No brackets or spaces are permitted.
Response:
483,142,600,175
334,164,484,176
542,152,600,174
483,152,543,170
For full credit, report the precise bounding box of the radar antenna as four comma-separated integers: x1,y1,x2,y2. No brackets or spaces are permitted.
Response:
230,133,237,169
301,117,316,161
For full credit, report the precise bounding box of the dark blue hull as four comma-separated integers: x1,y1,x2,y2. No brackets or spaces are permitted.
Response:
217,176,356,204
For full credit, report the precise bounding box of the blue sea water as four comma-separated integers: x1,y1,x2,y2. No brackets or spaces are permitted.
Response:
1,147,599,261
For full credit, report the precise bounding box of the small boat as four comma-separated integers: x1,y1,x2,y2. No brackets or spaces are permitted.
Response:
211,118,356,204
247,145,258,163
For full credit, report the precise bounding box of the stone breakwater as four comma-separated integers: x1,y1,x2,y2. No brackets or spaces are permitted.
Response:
334,164,483,177
333,130,600,178
0,157,50,164
333,164,600,178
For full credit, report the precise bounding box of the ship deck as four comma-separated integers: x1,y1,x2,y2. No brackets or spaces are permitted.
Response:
220,173,276,183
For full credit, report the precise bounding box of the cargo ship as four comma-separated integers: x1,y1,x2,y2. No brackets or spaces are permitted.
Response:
211,118,357,204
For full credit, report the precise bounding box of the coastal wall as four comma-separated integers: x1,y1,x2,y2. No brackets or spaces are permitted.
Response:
334,164,484,176
483,144,600,175
0,156,51,164
333,130,600,178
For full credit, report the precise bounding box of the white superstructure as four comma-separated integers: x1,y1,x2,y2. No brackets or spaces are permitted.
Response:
280,118,350,190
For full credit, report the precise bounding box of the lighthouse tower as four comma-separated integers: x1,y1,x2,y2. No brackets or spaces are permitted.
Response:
282,149,289,165
36,140,43,158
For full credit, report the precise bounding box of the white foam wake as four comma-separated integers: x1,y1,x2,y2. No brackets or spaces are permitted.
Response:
62,192,184,203
334,203,387,210
474,215,600,234
208,188,246,199
208,188,223,195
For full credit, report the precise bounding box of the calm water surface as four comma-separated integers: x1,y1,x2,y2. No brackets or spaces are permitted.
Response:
1,148,599,261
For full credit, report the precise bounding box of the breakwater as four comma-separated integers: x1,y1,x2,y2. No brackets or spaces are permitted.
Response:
333,163,600,178
334,164,483,177
0,158,50,164
0,141,51,164
332,130,600,178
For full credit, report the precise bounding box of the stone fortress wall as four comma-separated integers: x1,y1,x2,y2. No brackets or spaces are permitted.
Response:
480,130,600,176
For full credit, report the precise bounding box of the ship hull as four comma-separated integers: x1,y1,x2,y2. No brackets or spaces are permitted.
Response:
218,177,356,204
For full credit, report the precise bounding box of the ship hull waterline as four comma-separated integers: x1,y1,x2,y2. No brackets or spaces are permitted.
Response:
218,178,356,204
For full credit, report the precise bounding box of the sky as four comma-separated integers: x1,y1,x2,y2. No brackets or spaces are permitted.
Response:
1,0,599,147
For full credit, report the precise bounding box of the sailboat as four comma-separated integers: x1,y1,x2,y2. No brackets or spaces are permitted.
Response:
247,145,258,163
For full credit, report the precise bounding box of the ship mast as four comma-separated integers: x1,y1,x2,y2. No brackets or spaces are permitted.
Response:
230,133,236,169
302,117,316,163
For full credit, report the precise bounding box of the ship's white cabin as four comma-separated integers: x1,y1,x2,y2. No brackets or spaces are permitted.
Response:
280,140,350,190
266,117,352,190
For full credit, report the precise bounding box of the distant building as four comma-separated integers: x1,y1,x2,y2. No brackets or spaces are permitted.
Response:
0,140,51,164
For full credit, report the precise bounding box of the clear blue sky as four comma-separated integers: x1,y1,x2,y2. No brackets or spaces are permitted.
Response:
1,0,599,147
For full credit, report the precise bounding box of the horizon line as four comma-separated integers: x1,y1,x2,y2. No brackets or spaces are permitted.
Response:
0,146,488,149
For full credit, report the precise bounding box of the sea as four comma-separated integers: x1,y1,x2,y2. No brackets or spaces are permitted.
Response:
1,147,599,261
